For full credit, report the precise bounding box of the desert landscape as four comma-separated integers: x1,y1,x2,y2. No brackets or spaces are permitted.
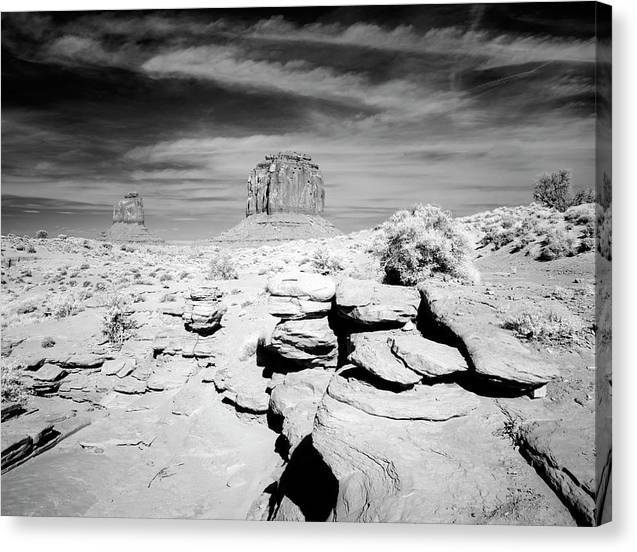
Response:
1,150,611,525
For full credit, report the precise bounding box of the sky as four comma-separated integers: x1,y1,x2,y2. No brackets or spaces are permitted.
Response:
1,3,610,240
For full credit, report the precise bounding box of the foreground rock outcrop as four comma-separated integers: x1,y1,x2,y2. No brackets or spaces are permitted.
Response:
105,192,161,243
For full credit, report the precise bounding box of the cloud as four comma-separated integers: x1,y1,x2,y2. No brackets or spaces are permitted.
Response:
241,17,597,67
141,44,464,120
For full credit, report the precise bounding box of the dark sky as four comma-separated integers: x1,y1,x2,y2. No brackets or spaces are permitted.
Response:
1,3,608,239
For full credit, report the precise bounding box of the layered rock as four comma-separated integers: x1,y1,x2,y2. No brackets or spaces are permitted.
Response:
216,152,340,243
105,192,160,243
267,272,336,303
246,152,325,216
348,331,423,387
418,282,558,388
269,369,333,454
336,278,420,328
182,287,227,334
389,334,469,378
267,318,338,369
303,371,574,524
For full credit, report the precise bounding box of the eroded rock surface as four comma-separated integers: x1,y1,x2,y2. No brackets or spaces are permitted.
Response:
182,287,226,334
418,283,558,388
336,278,419,328
389,334,468,378
247,152,325,216
267,318,338,369
348,331,422,386
267,272,336,303
106,192,160,243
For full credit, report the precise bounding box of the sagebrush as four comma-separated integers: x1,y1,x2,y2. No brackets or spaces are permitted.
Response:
1,360,31,405
101,293,137,347
208,253,238,280
377,204,477,285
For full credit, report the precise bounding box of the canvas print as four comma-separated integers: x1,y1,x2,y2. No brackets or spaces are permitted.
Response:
0,2,611,525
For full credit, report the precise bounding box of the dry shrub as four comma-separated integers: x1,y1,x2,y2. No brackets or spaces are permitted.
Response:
538,228,578,261
311,249,344,275
377,204,477,285
1,360,31,405
503,306,577,343
101,293,137,347
208,253,238,280
52,292,85,319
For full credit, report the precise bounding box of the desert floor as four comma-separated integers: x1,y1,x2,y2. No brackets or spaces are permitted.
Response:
1,204,608,525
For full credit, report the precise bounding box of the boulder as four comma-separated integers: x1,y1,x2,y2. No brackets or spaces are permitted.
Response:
419,283,558,387
269,369,333,453
182,287,226,334
267,318,338,369
336,278,419,328
32,363,68,382
213,360,271,414
348,331,422,387
267,272,336,302
388,334,468,378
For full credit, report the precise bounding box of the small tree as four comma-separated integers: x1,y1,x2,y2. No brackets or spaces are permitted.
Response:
533,169,572,212
36,229,48,239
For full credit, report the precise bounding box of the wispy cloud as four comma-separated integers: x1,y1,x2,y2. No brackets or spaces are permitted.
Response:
241,17,597,67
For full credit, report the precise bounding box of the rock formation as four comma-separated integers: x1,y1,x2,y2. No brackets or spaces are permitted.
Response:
216,152,340,243
246,152,325,216
105,192,161,242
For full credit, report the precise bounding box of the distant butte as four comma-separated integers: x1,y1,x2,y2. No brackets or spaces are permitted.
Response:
217,152,341,243
105,192,161,243
247,151,325,216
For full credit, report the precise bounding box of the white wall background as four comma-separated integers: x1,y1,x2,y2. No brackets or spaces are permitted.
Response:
0,1,634,550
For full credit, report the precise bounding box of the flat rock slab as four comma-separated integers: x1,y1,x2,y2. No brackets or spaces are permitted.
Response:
348,331,422,386
336,278,419,328
389,334,468,378
328,368,478,421
516,418,596,525
267,317,338,369
267,272,336,302
2,385,281,519
418,283,558,387
113,377,147,395
267,296,331,320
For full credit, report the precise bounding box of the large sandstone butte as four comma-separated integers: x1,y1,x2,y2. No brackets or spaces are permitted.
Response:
105,192,161,242
246,151,325,216
217,152,340,243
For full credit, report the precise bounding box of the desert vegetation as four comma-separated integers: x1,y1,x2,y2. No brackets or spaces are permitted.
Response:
101,293,137,348
533,169,594,212
503,304,577,344
376,203,477,285
208,253,239,280
1,360,30,406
